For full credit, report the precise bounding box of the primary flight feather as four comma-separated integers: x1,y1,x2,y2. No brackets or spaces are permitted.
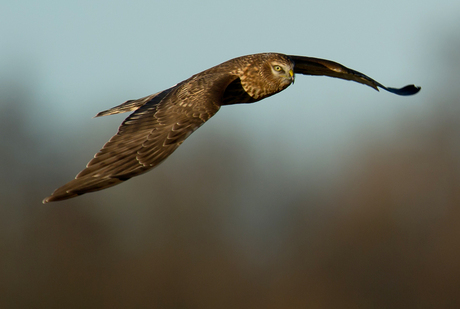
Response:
43,53,420,203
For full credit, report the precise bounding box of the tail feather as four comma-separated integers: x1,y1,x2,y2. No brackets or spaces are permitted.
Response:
94,91,163,118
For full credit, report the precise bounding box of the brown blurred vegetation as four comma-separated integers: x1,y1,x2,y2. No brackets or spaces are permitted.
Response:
1,43,460,308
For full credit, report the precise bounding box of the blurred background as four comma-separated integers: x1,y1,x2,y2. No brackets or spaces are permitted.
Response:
1,0,460,308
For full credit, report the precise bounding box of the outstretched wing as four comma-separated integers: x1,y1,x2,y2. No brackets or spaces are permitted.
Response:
43,73,236,203
289,55,420,95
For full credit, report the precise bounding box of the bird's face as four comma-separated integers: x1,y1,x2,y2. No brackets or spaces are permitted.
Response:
239,54,296,100
269,61,295,89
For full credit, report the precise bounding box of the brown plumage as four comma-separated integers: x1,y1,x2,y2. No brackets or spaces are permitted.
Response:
43,53,420,203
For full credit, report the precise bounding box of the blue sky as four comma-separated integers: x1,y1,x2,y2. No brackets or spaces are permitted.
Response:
1,0,460,184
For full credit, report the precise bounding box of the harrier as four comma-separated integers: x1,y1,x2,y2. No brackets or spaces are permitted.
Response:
43,53,420,203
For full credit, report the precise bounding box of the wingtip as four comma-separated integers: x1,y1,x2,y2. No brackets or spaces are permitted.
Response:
42,193,75,204
42,195,54,204
42,189,79,204
385,84,421,96
42,196,53,204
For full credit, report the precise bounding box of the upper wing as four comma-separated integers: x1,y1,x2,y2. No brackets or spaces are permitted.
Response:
289,55,420,96
43,73,236,203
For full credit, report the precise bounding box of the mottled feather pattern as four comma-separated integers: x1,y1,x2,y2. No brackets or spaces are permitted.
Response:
43,52,419,203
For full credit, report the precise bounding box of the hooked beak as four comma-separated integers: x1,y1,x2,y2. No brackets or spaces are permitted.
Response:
289,69,295,84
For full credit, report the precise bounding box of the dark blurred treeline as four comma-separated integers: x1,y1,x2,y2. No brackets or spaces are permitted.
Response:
1,43,460,308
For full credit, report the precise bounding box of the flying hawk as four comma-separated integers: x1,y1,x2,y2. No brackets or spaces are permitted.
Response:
43,53,420,203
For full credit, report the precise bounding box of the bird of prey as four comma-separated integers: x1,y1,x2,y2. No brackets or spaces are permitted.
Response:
43,53,420,203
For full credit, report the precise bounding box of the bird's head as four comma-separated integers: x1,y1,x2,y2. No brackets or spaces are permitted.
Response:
258,53,295,91
239,53,295,100
269,61,295,88
256,54,295,96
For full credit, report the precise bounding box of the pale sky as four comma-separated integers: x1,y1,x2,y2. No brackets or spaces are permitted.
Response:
1,0,459,179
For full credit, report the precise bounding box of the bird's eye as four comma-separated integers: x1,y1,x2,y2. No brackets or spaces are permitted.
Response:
273,65,283,72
